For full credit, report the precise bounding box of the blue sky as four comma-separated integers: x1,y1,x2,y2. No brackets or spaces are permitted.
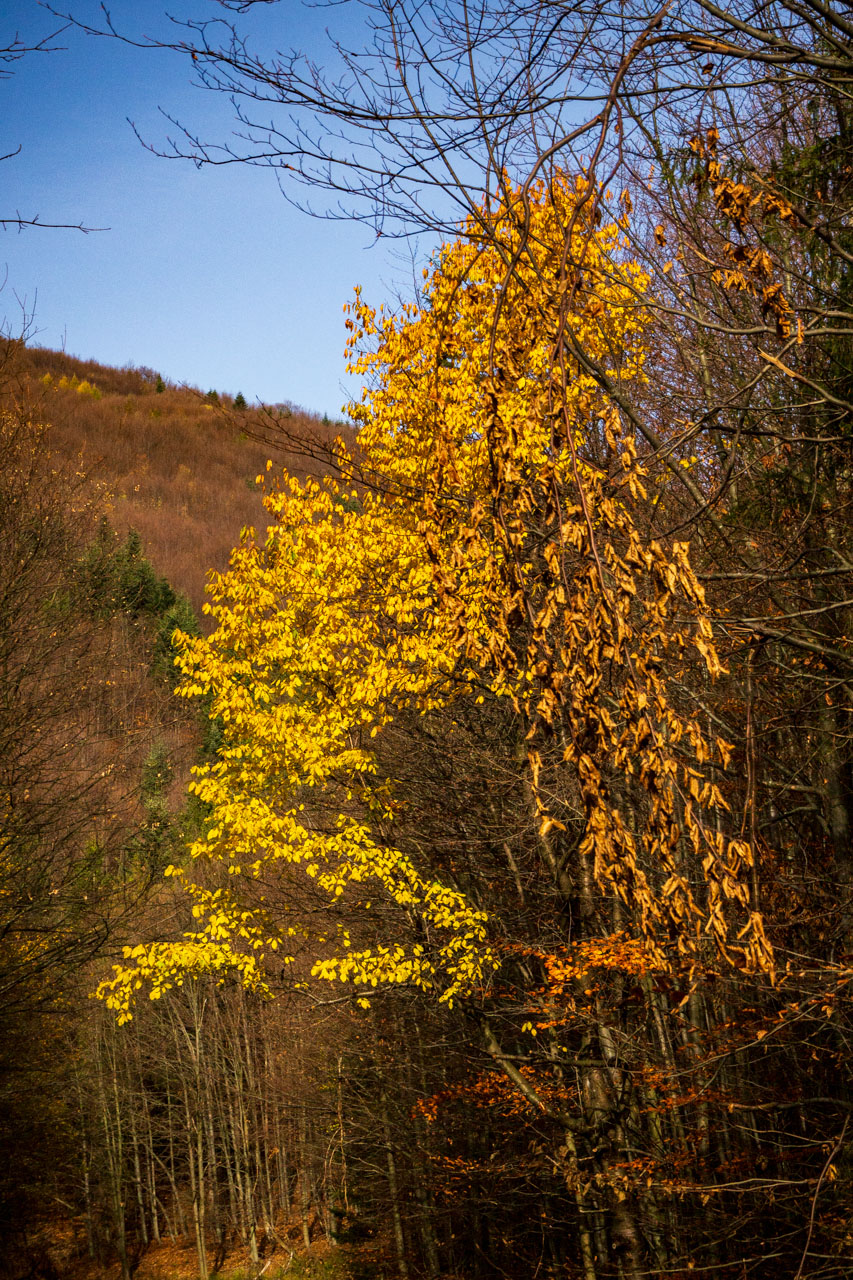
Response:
0,1,403,418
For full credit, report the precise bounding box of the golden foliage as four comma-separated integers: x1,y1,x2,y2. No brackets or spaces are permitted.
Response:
99,174,770,1022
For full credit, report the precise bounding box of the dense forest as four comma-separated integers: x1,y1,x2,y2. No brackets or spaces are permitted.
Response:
3,2,853,1279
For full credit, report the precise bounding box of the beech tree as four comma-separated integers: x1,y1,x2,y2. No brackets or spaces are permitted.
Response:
101,176,755,996
97,173,777,1276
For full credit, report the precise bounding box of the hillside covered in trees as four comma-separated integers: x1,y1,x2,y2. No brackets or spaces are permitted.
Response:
3,2,853,1280
0,345,345,617
0,342,348,1279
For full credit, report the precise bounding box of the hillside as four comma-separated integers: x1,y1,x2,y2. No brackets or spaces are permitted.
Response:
0,342,348,618
0,344,361,1280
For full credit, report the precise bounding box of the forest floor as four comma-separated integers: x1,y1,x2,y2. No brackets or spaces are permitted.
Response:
23,1226,394,1280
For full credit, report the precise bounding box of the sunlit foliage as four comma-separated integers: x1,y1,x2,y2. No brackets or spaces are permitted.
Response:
99,175,769,1027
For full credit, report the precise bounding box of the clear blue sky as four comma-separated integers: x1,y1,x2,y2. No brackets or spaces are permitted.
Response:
0,1,403,418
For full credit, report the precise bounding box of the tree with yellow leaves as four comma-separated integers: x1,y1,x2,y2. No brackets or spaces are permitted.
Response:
98,174,774,1278
100,175,764,1021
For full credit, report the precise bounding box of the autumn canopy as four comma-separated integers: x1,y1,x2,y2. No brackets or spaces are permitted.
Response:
98,176,769,1036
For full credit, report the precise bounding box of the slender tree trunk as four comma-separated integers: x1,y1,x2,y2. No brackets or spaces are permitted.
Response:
99,1030,131,1280
165,1079,187,1236
181,1074,209,1280
380,1089,408,1279
76,1075,96,1260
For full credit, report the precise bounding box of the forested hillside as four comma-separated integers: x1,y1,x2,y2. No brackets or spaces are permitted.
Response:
0,345,345,616
3,3,853,1280
0,343,349,1279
